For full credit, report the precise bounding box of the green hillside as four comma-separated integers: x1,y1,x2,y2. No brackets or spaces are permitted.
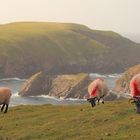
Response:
0,22,140,78
1,100,140,140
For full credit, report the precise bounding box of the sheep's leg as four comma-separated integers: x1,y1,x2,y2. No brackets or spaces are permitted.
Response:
102,98,105,104
91,101,96,107
90,99,96,107
134,98,140,114
4,104,8,113
1,104,5,112
91,102,94,107
97,99,100,105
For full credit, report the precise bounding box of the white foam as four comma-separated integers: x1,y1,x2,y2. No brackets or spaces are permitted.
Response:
89,73,106,78
11,92,19,97
0,77,26,82
34,95,86,101
108,73,122,78
65,98,86,101
89,73,122,79
30,95,61,101
118,92,131,98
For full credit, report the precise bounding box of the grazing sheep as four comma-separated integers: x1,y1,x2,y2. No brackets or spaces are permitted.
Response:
129,73,140,113
87,78,109,107
0,87,12,113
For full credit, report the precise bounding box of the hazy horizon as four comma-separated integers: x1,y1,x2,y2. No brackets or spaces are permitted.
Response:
1,0,140,42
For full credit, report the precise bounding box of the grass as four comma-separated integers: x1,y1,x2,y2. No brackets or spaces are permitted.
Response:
0,100,140,140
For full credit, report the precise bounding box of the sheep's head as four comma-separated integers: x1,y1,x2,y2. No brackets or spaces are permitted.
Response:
129,98,136,104
129,97,140,104
87,97,97,107
129,97,140,114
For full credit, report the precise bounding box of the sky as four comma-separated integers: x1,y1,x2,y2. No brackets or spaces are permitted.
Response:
0,0,140,42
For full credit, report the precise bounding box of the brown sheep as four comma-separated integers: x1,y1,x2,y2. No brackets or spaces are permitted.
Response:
0,87,12,113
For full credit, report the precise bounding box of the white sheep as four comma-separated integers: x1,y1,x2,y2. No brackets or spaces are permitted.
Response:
129,73,140,113
0,87,12,113
87,78,109,107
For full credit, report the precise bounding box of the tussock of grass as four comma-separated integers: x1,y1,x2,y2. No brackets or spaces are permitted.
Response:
0,100,140,140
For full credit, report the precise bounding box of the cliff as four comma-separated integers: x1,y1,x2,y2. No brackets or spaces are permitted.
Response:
0,22,140,77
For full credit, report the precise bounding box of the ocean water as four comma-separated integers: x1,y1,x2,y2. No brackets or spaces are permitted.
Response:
0,73,122,106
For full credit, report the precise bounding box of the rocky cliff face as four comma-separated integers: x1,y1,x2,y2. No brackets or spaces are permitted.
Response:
114,64,140,93
18,72,53,96
18,72,90,99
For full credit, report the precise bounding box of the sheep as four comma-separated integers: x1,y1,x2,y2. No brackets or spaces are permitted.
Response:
0,87,12,113
87,78,109,107
129,73,140,113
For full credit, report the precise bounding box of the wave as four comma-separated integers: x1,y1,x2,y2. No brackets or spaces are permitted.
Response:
13,94,63,101
117,92,131,98
107,73,122,78
0,77,26,82
89,73,122,78
34,95,62,101
27,95,86,101
65,98,86,101
89,73,106,78
12,93,86,102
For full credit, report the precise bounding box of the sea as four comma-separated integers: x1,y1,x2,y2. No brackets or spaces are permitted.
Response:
0,73,122,106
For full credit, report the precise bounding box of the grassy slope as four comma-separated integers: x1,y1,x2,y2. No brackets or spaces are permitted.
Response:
1,100,140,140
0,22,140,77
0,22,109,77
0,22,106,60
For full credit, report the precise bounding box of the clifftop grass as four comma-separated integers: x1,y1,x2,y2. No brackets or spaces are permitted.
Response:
1,100,140,140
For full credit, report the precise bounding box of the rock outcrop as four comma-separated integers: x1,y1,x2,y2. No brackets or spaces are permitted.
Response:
18,72,53,96
18,72,90,99
114,64,140,94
